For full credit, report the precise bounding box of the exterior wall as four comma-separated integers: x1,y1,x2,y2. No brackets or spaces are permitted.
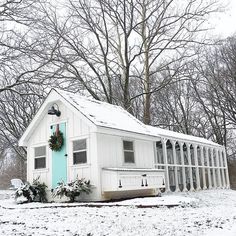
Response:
26,101,100,200
96,132,160,200
25,94,230,201
25,97,164,201
97,133,155,168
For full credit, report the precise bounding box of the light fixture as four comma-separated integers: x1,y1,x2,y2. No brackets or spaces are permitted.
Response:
48,103,61,117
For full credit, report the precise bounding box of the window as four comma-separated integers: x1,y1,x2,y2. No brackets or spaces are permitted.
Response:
34,146,46,169
123,140,135,163
73,139,87,164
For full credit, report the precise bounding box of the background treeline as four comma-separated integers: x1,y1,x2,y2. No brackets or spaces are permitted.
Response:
0,0,236,188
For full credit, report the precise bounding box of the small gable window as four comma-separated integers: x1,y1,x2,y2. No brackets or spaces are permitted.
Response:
123,140,135,164
73,139,87,164
34,146,46,169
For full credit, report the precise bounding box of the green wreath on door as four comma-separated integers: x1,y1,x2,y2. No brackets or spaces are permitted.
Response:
48,124,64,151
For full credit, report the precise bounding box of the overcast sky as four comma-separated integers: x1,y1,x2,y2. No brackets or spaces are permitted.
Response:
211,0,236,38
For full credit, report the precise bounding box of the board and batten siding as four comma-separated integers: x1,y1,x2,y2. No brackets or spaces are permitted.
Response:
96,132,161,199
26,101,96,191
96,133,156,168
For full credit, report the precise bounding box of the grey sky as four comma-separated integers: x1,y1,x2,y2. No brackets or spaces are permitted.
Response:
211,0,236,37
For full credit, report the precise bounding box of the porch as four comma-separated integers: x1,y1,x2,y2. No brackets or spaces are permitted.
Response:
155,138,230,192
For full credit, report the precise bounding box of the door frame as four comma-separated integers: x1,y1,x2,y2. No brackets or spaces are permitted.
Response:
49,119,69,189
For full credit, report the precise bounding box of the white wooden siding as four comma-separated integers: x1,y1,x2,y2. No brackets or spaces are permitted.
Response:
97,133,155,168
27,101,94,189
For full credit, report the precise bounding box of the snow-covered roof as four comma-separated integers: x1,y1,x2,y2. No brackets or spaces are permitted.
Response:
147,126,221,147
19,88,223,148
56,89,151,136
57,89,221,148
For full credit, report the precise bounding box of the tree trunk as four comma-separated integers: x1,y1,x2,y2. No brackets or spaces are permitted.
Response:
142,1,151,125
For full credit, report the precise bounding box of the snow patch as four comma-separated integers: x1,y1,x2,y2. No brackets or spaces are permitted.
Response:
0,189,236,236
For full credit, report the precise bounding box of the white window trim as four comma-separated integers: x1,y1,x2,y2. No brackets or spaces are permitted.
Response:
34,146,47,170
72,138,87,165
122,139,136,165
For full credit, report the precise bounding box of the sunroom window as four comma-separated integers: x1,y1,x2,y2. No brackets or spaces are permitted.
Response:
123,140,135,163
34,146,46,169
73,139,87,164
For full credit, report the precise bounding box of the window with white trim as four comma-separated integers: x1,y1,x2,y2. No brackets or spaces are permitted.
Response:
73,139,87,164
123,140,135,163
34,146,46,169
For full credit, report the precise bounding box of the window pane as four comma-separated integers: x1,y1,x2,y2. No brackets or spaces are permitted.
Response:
73,151,87,164
123,141,133,151
73,139,86,151
124,151,134,163
35,146,46,157
35,157,46,169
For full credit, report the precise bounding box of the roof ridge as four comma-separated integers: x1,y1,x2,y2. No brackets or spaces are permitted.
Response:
54,88,123,109
53,88,150,135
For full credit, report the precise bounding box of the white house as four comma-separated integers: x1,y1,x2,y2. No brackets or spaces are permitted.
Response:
19,89,230,201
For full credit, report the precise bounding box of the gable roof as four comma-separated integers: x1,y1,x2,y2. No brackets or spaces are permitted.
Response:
19,89,222,148
19,89,152,146
57,89,151,135
59,90,221,147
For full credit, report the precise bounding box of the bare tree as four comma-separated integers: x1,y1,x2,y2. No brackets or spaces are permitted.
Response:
30,0,220,122
150,63,207,137
188,38,236,147
0,84,45,160
150,44,229,146
134,0,220,124
0,83,46,188
0,0,56,94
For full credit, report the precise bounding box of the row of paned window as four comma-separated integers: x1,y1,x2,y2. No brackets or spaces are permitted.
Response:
34,140,135,169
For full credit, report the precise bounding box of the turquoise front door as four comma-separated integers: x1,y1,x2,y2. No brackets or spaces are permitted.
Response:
51,122,67,188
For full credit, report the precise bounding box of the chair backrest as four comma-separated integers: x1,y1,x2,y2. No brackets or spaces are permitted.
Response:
10,179,24,188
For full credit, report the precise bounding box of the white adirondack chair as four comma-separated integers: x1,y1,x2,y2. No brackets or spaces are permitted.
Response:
9,178,24,190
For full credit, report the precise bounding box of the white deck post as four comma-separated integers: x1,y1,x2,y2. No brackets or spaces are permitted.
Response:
180,142,187,192
216,149,222,188
206,147,212,189
193,144,201,190
220,150,226,188
187,143,194,191
211,148,217,188
162,138,170,192
223,149,230,189
171,140,180,192
200,146,207,190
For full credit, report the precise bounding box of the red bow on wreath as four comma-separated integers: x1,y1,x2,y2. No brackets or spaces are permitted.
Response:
56,124,59,136
48,124,64,151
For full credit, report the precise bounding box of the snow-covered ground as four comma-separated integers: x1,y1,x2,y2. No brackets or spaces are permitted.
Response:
0,189,236,236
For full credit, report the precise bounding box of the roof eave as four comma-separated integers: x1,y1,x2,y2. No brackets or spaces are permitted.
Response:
19,89,98,147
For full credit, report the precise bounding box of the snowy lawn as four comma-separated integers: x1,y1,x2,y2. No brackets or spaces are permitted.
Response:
0,189,236,236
